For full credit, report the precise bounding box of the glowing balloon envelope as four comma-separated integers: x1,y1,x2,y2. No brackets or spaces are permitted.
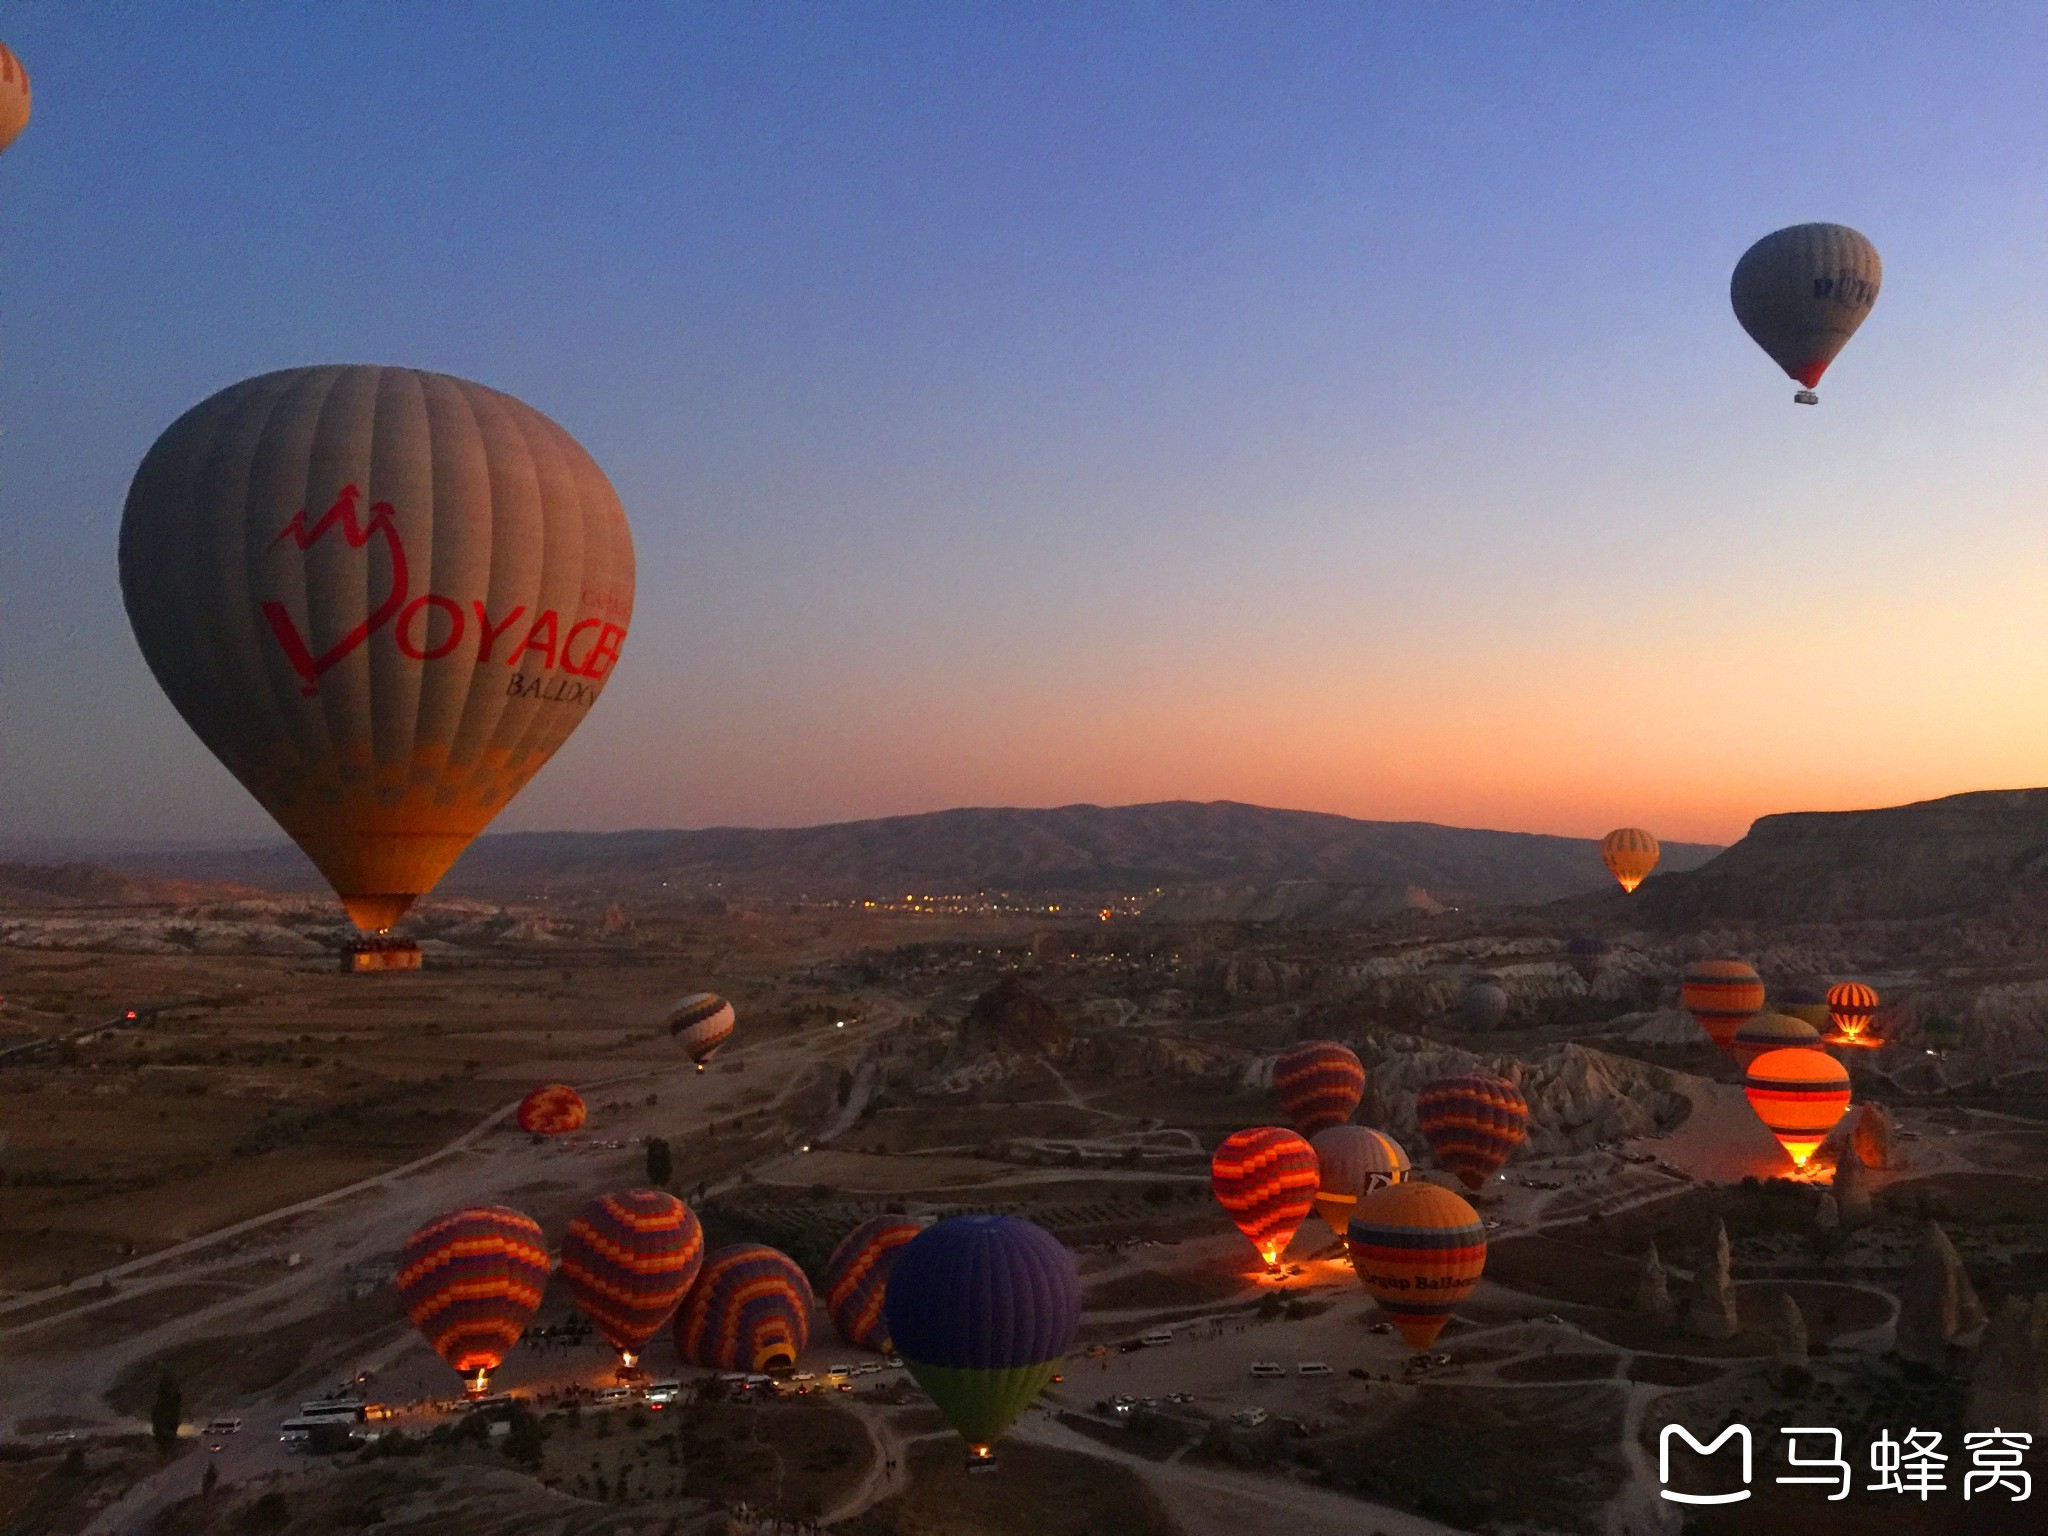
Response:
1827,981,1880,1041
1731,223,1881,402
667,993,736,1070
824,1215,927,1354
0,44,28,154
674,1244,813,1372
1309,1125,1409,1238
882,1214,1080,1464
1272,1040,1366,1136
1731,1012,1823,1073
1211,1126,1319,1266
560,1190,704,1364
1744,1047,1851,1169
1416,1074,1529,1191
1682,959,1765,1051
395,1205,550,1394
516,1083,586,1135
118,366,636,933
1599,828,1659,893
1346,1181,1487,1351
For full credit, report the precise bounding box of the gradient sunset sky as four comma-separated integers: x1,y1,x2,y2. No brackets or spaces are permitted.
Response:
6,5,2048,848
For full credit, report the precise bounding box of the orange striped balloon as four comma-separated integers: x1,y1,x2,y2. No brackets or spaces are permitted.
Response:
674,1244,814,1372
1827,981,1880,1041
1682,959,1765,1051
1346,1181,1487,1350
394,1206,550,1393
516,1083,586,1135
1731,1013,1822,1074
1211,1127,1318,1267
1744,1047,1851,1169
1416,1074,1529,1191
560,1190,704,1361
1599,827,1659,893
824,1215,926,1354
1272,1041,1366,1136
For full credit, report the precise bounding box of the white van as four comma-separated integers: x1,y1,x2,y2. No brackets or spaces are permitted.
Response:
1139,1330,1173,1347
1296,1362,1332,1377
1248,1361,1285,1379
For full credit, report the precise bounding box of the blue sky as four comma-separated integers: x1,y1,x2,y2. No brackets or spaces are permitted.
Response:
6,4,2048,846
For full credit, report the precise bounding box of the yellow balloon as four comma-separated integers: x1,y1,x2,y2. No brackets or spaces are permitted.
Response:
1599,827,1659,893
120,366,636,930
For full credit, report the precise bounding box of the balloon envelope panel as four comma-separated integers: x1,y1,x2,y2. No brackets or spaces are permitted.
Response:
674,1244,814,1372
1682,960,1765,1050
824,1216,926,1353
395,1206,550,1379
1347,1182,1487,1351
1731,1013,1822,1073
118,366,635,932
1310,1125,1409,1237
667,993,737,1065
516,1083,586,1135
1272,1041,1366,1136
560,1190,704,1355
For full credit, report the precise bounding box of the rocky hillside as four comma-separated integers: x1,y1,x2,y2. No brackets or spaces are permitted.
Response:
1630,787,2048,925
116,801,1721,914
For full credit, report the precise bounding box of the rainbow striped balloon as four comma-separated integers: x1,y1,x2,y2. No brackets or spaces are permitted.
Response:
1681,959,1765,1051
1744,1047,1851,1169
1211,1126,1318,1266
516,1083,586,1135
1826,981,1880,1041
1416,1074,1529,1191
1731,1012,1822,1073
1347,1181,1487,1350
560,1190,704,1359
395,1205,550,1391
1310,1125,1409,1238
666,992,736,1070
1272,1041,1366,1136
824,1215,926,1353
673,1243,813,1372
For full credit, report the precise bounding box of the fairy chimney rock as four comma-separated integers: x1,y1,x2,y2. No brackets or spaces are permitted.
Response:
1688,1220,1740,1341
1896,1221,1989,1371
1965,1294,2048,1436
1853,1102,1900,1171
1833,1150,1874,1228
1634,1242,1673,1317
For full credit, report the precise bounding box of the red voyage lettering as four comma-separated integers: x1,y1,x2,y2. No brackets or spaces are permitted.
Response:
473,602,527,663
509,610,560,669
396,594,466,660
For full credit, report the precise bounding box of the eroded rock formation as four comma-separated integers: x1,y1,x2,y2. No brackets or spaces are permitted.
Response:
1896,1221,1988,1371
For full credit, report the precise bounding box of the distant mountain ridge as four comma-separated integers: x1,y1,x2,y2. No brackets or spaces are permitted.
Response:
108,801,1723,915
1631,787,2048,924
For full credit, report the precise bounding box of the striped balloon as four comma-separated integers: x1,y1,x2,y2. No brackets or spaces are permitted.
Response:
1744,1048,1851,1169
1682,959,1765,1051
1731,1013,1823,1074
1827,981,1880,1041
516,1083,586,1135
1211,1127,1319,1266
1774,986,1833,1032
395,1206,550,1392
1416,1075,1529,1191
560,1190,704,1360
1272,1041,1365,1136
1346,1182,1487,1351
666,992,736,1070
882,1215,1079,1461
1599,827,1659,893
1310,1125,1409,1238
673,1244,813,1372
824,1216,926,1353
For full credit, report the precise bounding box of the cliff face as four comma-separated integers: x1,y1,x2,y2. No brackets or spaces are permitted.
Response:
1633,789,2048,925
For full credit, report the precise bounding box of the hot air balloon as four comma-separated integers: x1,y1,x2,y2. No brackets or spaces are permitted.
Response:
559,1190,704,1368
1566,935,1611,986
1309,1125,1409,1238
1775,986,1832,1032
1272,1041,1365,1136
1731,1012,1824,1073
1731,223,1881,403
1744,1047,1851,1169
882,1214,1079,1469
0,44,29,155
1826,981,1880,1042
1416,1075,1529,1191
118,366,635,935
673,1244,813,1372
667,993,736,1071
1460,981,1509,1033
1346,1181,1486,1351
1599,828,1659,893
1211,1127,1319,1267
394,1206,550,1395
824,1215,926,1354
516,1083,586,1135
1682,959,1765,1052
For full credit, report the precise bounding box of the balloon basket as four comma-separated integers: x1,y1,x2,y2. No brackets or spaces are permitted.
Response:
342,937,422,974
1793,390,1819,405
964,1445,999,1474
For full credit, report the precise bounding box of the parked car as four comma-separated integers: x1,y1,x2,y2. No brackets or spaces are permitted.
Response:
1139,1329,1173,1347
1296,1362,1332,1377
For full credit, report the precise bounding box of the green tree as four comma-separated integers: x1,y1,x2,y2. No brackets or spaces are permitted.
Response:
151,1372,182,1454
645,1136,673,1187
